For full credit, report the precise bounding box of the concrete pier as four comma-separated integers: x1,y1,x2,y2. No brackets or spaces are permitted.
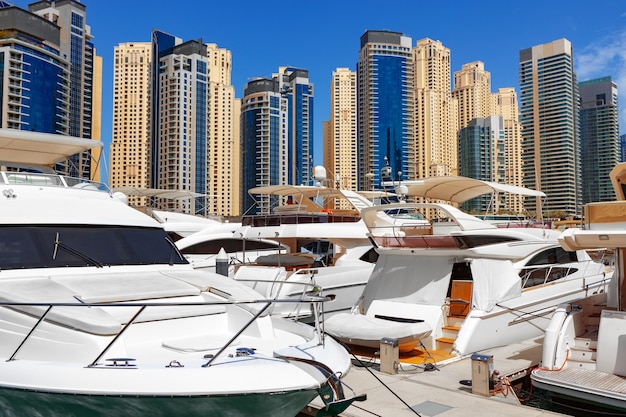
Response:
303,337,568,417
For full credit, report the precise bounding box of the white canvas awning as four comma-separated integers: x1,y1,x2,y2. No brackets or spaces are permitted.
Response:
0,129,102,167
384,176,545,203
248,184,347,199
113,186,206,200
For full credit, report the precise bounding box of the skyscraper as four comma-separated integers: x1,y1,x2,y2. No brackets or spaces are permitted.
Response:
413,38,457,180
150,30,210,215
110,42,151,209
241,77,285,214
519,38,580,217
275,67,314,188
205,44,240,217
0,4,69,134
579,77,620,203
326,68,357,195
29,0,100,180
493,87,524,214
458,116,505,214
240,67,313,214
357,30,413,191
452,61,492,129
112,31,238,217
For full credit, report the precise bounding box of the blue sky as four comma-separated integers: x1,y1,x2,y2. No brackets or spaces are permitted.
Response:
14,1,626,175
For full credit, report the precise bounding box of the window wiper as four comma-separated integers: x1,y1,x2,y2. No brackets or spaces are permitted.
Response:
53,232,104,268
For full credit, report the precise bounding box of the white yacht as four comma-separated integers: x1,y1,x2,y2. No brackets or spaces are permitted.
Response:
324,182,610,362
176,183,406,322
531,163,626,414
0,129,358,417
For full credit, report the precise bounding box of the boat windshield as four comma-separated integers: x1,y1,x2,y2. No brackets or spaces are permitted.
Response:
0,226,187,270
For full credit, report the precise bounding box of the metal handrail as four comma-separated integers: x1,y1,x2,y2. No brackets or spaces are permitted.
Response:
0,295,331,367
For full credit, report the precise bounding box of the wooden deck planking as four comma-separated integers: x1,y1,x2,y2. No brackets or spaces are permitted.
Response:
534,367,626,394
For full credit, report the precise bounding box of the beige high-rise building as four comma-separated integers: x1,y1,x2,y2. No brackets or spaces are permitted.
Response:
206,44,240,217
91,54,103,182
413,38,458,179
520,39,580,216
452,61,492,129
110,42,151,209
326,68,357,198
452,60,524,213
493,87,524,213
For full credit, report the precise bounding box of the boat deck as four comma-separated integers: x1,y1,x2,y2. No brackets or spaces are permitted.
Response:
304,337,569,417
533,367,626,396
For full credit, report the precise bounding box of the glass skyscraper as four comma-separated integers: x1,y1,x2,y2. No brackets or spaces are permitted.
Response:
458,116,505,214
150,30,210,215
357,30,413,191
240,67,313,215
579,77,620,203
29,0,99,180
0,5,69,134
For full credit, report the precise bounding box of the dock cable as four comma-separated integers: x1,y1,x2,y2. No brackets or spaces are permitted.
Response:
505,349,570,404
396,342,439,374
329,335,423,417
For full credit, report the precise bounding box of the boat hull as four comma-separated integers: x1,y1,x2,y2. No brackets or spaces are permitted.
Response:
0,386,318,417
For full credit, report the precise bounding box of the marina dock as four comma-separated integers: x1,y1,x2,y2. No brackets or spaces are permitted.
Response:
303,336,569,417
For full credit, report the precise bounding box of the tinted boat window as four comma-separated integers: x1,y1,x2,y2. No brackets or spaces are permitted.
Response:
521,247,579,288
526,247,578,266
454,235,521,249
0,226,187,270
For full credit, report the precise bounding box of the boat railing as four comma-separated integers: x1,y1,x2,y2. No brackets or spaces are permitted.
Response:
1,295,330,368
1,171,110,193
368,222,459,249
234,275,325,321
242,212,361,227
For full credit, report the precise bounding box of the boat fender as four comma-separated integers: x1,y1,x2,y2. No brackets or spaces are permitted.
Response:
542,304,575,369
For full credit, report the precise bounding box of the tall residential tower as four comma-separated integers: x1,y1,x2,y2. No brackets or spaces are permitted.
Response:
452,61,492,129
413,38,458,180
150,31,210,215
579,76,620,203
326,68,357,194
357,30,414,190
240,67,313,214
110,42,151,209
519,38,580,216
29,0,101,180
206,43,240,217
0,5,69,134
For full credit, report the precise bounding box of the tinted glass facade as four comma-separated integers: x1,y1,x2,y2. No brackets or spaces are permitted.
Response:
357,31,412,191
579,77,620,203
241,80,285,214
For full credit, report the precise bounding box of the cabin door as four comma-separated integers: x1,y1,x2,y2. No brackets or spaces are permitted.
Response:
449,280,472,317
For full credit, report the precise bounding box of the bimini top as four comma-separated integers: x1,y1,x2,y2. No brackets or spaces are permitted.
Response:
0,128,102,168
248,184,347,200
384,176,546,203
113,186,205,200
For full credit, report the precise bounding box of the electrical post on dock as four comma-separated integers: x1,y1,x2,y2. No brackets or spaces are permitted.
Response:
470,354,494,396
380,337,399,374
